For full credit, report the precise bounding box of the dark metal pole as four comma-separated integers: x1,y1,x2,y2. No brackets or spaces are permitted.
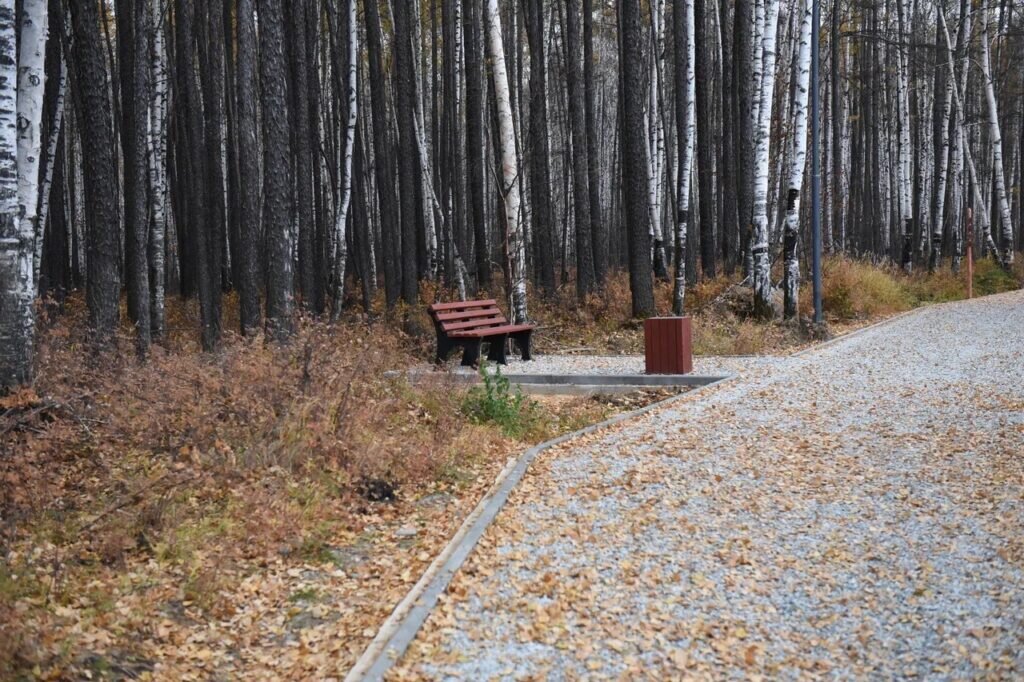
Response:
811,0,823,323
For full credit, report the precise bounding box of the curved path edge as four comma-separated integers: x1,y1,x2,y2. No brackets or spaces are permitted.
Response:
344,307,925,681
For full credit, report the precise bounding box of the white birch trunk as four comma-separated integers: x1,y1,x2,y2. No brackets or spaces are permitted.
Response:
672,0,695,315
410,0,439,278
929,64,953,271
647,0,667,274
331,0,358,319
0,1,33,386
782,0,812,318
895,0,913,271
16,0,46,292
485,0,526,324
979,5,1014,266
148,0,168,338
751,0,780,319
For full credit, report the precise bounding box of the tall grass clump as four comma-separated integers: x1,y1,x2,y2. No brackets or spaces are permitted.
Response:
461,364,545,439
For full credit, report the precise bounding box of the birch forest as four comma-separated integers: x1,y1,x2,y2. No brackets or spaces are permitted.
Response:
1,0,1023,386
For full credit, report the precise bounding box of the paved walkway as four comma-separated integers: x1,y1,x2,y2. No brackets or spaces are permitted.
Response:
394,291,1024,680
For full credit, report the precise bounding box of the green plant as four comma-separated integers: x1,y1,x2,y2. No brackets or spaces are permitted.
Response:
461,363,543,439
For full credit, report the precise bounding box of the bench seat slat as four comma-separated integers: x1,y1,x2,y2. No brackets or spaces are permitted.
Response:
433,307,504,323
450,324,534,338
428,299,497,313
440,316,507,332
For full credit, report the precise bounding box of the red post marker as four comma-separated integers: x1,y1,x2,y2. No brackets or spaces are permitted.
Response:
966,207,974,300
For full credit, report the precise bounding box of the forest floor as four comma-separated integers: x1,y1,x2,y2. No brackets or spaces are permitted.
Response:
394,289,1024,680
1,257,1021,679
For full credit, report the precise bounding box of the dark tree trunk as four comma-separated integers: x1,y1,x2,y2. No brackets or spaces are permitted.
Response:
70,0,120,342
288,0,320,313
258,0,294,339
719,0,737,273
196,0,225,350
468,0,491,286
583,0,607,285
391,0,421,310
565,0,595,300
464,0,490,288
694,0,716,279
523,0,557,296
128,0,152,355
364,0,401,308
236,0,262,333
620,0,655,317
734,0,754,276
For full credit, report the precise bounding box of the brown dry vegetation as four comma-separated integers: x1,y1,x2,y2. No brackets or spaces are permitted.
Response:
1,256,1020,679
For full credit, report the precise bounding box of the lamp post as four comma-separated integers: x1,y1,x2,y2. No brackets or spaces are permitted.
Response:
811,0,823,324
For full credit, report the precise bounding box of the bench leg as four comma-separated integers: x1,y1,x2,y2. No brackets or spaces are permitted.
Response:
436,336,454,364
486,335,510,364
512,330,533,361
461,339,482,367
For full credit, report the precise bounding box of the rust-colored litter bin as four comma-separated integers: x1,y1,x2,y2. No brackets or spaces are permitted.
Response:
644,316,693,375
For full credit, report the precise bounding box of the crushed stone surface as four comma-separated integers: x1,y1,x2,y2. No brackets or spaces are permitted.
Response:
393,292,1024,680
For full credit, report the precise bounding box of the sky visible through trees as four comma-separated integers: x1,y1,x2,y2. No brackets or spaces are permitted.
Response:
1,0,1023,387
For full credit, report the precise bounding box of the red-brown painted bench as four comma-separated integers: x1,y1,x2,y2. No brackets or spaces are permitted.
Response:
427,299,534,367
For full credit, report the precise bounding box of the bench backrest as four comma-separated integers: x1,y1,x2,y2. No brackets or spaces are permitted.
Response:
428,299,509,335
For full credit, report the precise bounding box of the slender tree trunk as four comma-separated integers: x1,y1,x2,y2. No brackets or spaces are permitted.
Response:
694,0,716,279
331,0,358,321
673,0,696,314
783,0,812,319
751,0,779,319
522,0,556,297
564,0,595,300
146,0,167,339
259,0,294,339
979,5,1015,266
0,0,33,386
70,0,120,342
485,0,527,323
829,0,842,253
583,0,606,285
647,0,669,281
621,0,656,317
17,0,47,297
364,0,401,307
464,0,489,287
235,0,261,333
126,0,151,354
392,0,422,311
35,36,65,293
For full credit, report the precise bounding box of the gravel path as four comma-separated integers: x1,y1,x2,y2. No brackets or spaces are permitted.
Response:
393,292,1024,680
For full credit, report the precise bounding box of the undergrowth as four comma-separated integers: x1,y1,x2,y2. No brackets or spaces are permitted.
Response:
461,364,546,440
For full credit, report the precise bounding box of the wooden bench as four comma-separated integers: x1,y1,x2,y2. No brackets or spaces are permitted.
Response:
427,299,534,367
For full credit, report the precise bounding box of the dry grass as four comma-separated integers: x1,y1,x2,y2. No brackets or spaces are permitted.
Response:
0,294,621,678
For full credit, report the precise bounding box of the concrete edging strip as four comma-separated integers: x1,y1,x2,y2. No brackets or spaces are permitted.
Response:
344,375,735,681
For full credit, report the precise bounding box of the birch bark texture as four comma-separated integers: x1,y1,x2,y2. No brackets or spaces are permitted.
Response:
672,0,696,315
17,0,46,292
783,0,812,319
330,0,357,321
979,5,1014,266
485,0,527,324
0,0,32,387
751,0,781,320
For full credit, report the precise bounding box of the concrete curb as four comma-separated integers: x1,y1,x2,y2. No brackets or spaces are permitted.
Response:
344,375,735,682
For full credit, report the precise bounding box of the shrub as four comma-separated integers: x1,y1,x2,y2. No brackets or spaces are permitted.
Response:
461,364,544,439
821,257,913,319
